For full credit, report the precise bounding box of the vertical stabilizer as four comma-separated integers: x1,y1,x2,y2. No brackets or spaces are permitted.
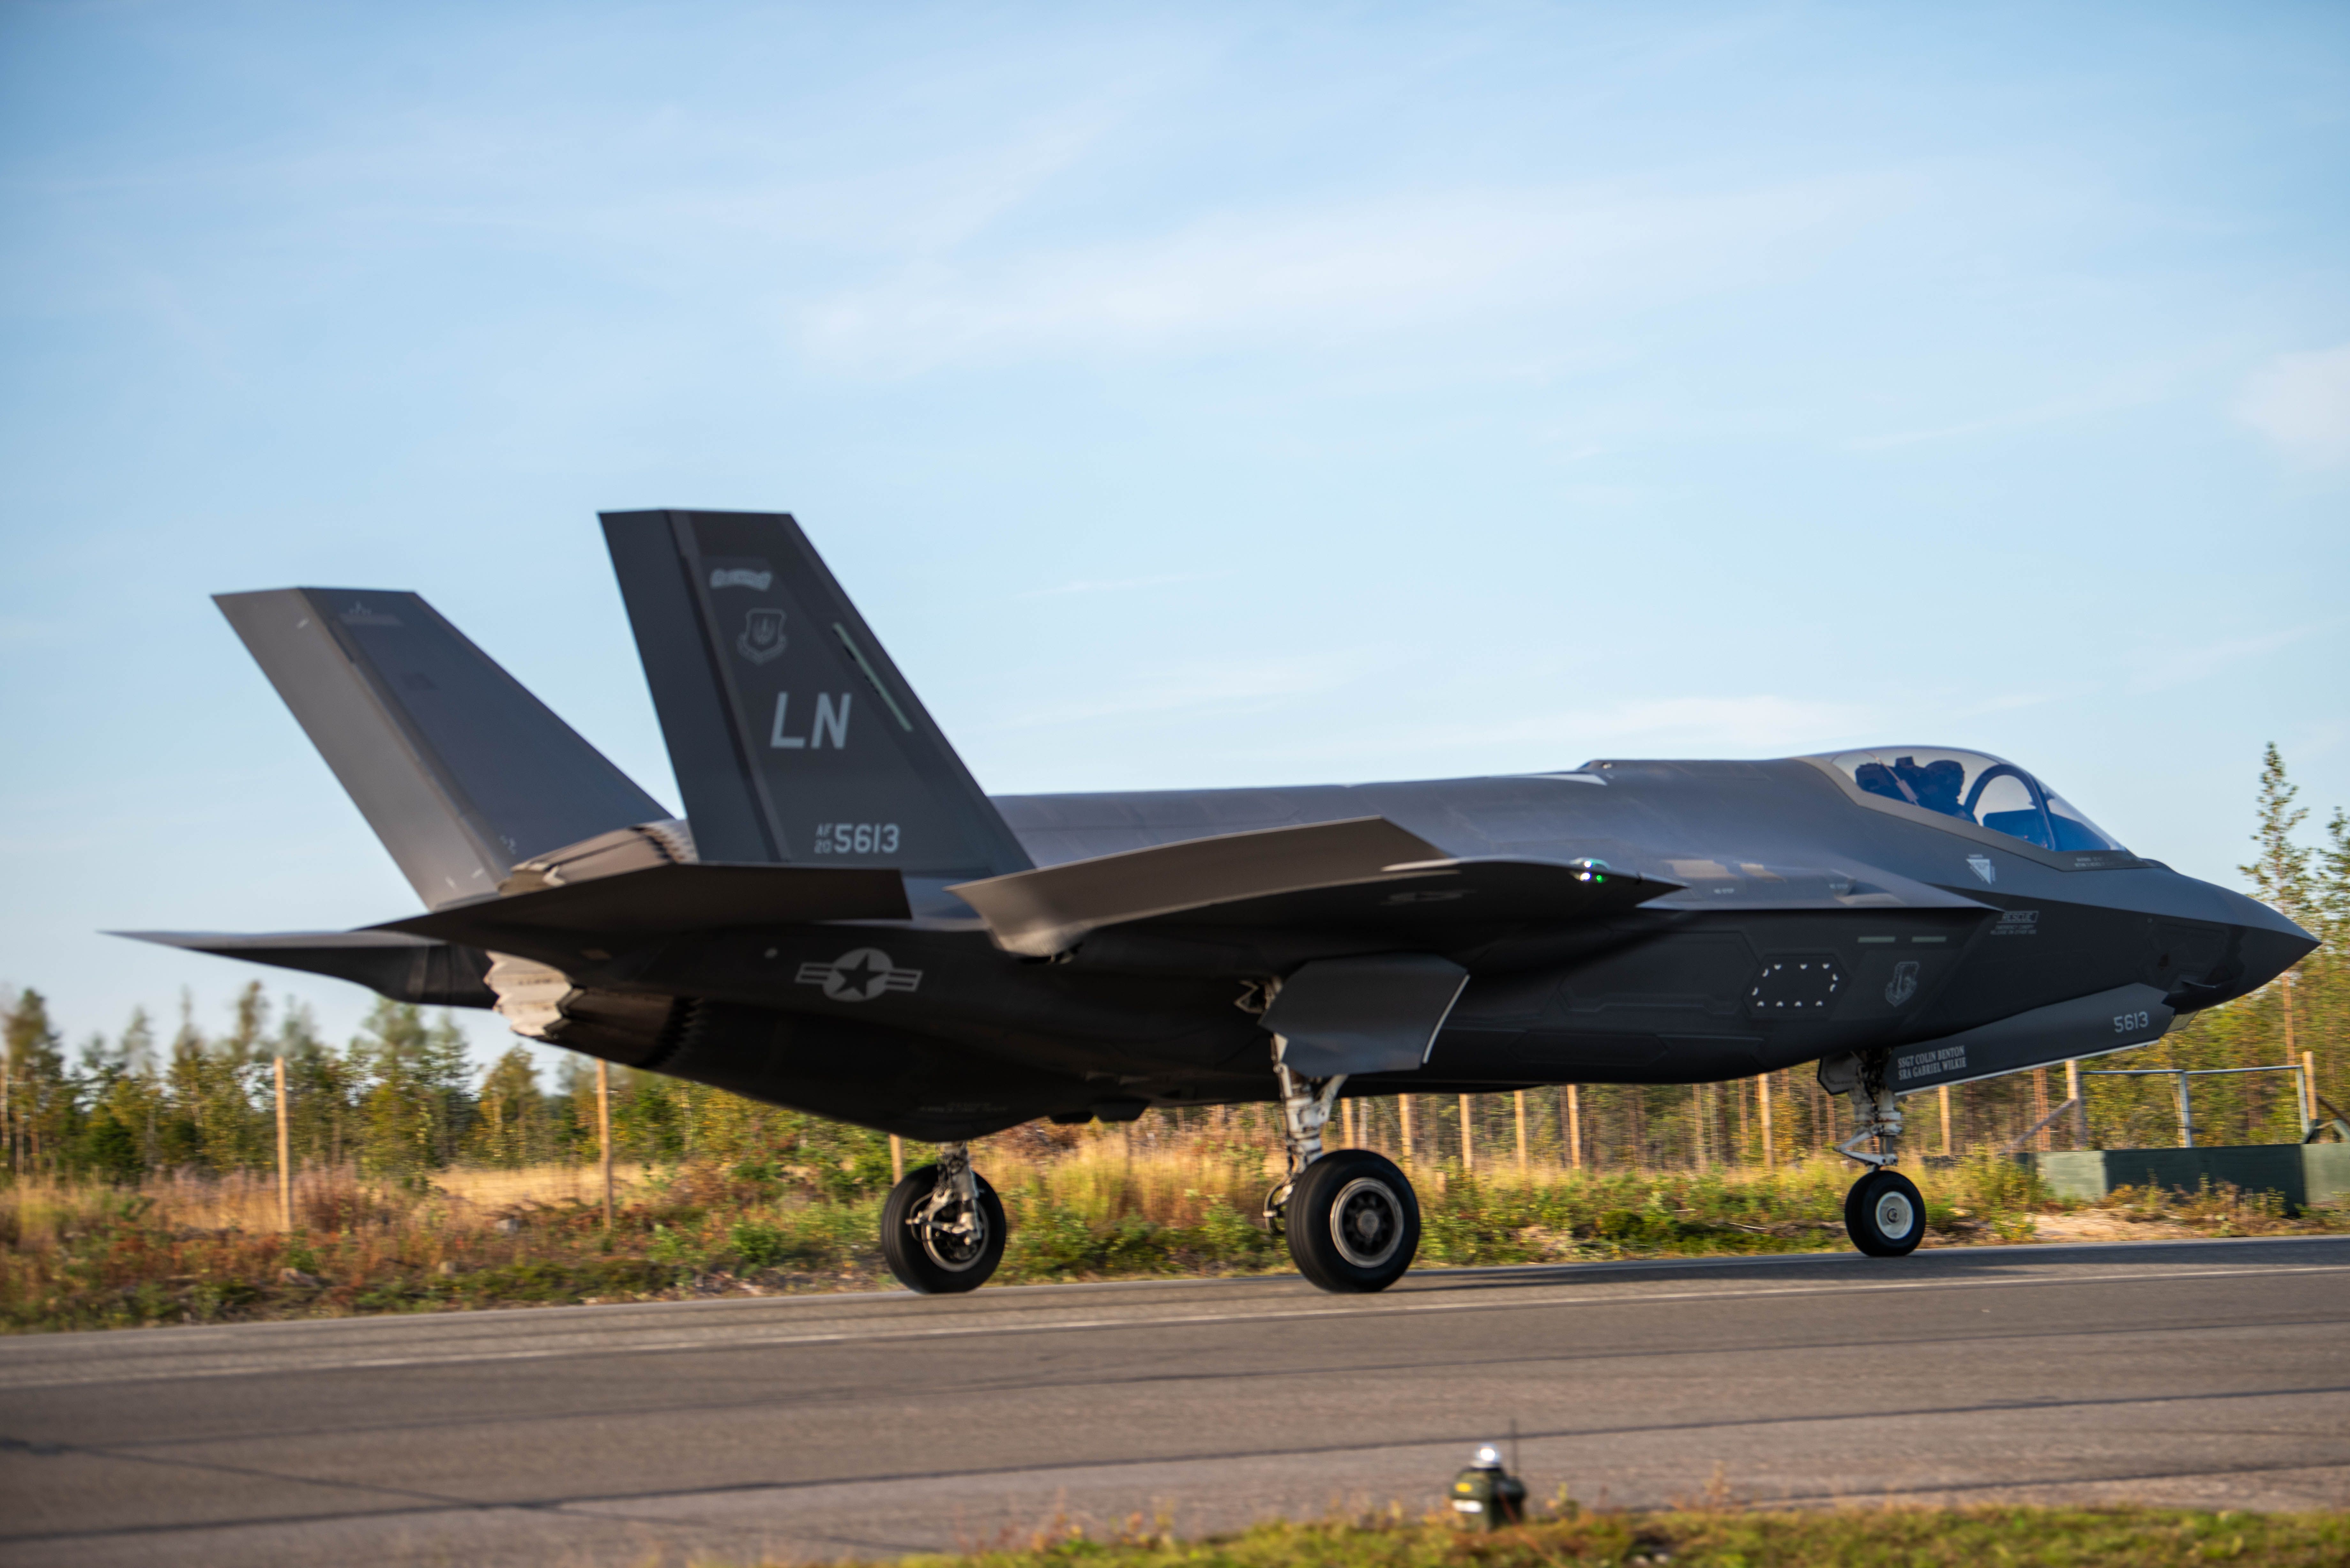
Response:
216,589,671,908
602,509,1030,878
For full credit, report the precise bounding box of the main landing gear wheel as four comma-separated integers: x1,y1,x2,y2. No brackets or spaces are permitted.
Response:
882,1160,1007,1294
1844,1168,1924,1257
1286,1149,1420,1293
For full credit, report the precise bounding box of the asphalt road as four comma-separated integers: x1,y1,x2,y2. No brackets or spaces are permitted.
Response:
4,1236,2347,1566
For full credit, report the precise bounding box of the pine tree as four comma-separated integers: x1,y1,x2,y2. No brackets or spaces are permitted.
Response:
350,1001,477,1177
469,1046,546,1168
4,989,70,1174
2241,742,2313,924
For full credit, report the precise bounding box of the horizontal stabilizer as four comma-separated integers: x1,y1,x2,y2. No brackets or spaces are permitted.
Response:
950,817,1681,956
119,930,494,1008
1263,954,1470,1077
216,588,670,908
378,862,911,961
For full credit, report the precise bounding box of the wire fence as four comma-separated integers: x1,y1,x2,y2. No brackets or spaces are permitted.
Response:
1134,1056,2331,1173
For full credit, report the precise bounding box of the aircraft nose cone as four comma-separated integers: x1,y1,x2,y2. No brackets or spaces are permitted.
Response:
2238,905,2320,991
2149,873,2319,1014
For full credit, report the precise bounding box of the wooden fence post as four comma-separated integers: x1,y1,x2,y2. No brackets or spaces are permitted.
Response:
1759,1073,1775,1170
596,1059,615,1231
1939,1083,1953,1157
274,1055,293,1232
1567,1084,1582,1171
1458,1094,1474,1171
890,1134,904,1184
1399,1095,1416,1168
2065,1059,2086,1148
2282,972,2298,1095
1513,1090,1528,1172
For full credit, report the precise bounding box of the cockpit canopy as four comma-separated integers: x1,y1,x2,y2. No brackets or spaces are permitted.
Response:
1823,748,2125,853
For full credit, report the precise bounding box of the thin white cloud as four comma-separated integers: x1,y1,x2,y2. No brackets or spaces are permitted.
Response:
1412,694,1878,756
1845,358,2193,451
992,652,1374,730
798,175,1904,373
2124,621,2336,695
1018,570,1230,600
2237,343,2350,469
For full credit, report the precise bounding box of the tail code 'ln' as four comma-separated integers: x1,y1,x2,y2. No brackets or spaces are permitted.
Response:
602,509,1032,878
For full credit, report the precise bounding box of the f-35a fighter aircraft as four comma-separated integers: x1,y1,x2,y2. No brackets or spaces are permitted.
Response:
130,511,2317,1294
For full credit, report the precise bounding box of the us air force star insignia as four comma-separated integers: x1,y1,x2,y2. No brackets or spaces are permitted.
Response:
737,607,788,665
1966,854,1996,885
794,947,921,1002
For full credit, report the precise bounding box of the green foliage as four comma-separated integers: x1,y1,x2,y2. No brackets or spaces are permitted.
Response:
468,1046,551,1168
727,1218,792,1269
886,1507,2348,1568
1950,1149,2044,1214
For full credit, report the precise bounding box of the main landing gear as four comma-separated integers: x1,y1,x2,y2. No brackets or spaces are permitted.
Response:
1824,1050,1925,1257
1267,1056,1421,1293
882,1142,1007,1293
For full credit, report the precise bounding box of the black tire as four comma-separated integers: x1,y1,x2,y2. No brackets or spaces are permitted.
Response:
1845,1168,1925,1257
1285,1150,1420,1293
881,1164,1008,1294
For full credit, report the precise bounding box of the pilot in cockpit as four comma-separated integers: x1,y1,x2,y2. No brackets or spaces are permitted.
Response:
1892,756,1966,818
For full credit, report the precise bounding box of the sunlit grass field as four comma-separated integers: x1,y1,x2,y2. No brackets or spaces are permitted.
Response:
872,1506,2347,1568
3,1135,2339,1333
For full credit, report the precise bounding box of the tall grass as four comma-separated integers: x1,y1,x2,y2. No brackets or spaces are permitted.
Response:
887,1505,2347,1568
2,1136,2338,1334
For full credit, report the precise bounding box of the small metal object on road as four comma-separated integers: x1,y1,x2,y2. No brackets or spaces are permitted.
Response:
1450,1443,1527,1528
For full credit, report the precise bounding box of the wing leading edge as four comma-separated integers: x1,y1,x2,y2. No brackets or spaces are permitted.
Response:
949,817,1684,957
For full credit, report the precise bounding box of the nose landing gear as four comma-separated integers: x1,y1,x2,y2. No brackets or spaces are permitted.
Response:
1822,1049,1925,1257
881,1142,1007,1293
1845,1166,1925,1255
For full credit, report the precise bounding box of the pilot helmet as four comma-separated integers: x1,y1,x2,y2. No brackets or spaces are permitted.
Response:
1473,1445,1503,1470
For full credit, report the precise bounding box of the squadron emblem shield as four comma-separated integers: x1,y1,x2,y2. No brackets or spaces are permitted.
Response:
737,608,788,665
1884,960,1921,1008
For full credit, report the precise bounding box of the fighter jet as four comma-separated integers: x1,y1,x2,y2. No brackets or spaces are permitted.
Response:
127,510,2317,1293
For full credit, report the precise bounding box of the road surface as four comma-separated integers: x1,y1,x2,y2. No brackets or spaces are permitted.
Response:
4,1236,2346,1566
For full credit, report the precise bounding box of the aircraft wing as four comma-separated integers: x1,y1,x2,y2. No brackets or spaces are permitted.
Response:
378,862,911,964
949,817,1682,957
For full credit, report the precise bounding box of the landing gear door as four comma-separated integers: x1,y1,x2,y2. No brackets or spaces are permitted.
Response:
1261,954,1470,1077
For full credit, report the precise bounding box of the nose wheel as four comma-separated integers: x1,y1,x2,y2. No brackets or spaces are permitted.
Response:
1844,1167,1924,1256
882,1145,1007,1294
1823,1049,1925,1257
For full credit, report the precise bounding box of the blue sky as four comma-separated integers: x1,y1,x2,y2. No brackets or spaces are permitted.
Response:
3,2,2346,1066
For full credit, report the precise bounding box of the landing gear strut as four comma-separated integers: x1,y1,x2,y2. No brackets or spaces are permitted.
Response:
1268,1046,1421,1293
1822,1050,1924,1257
881,1142,1008,1293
